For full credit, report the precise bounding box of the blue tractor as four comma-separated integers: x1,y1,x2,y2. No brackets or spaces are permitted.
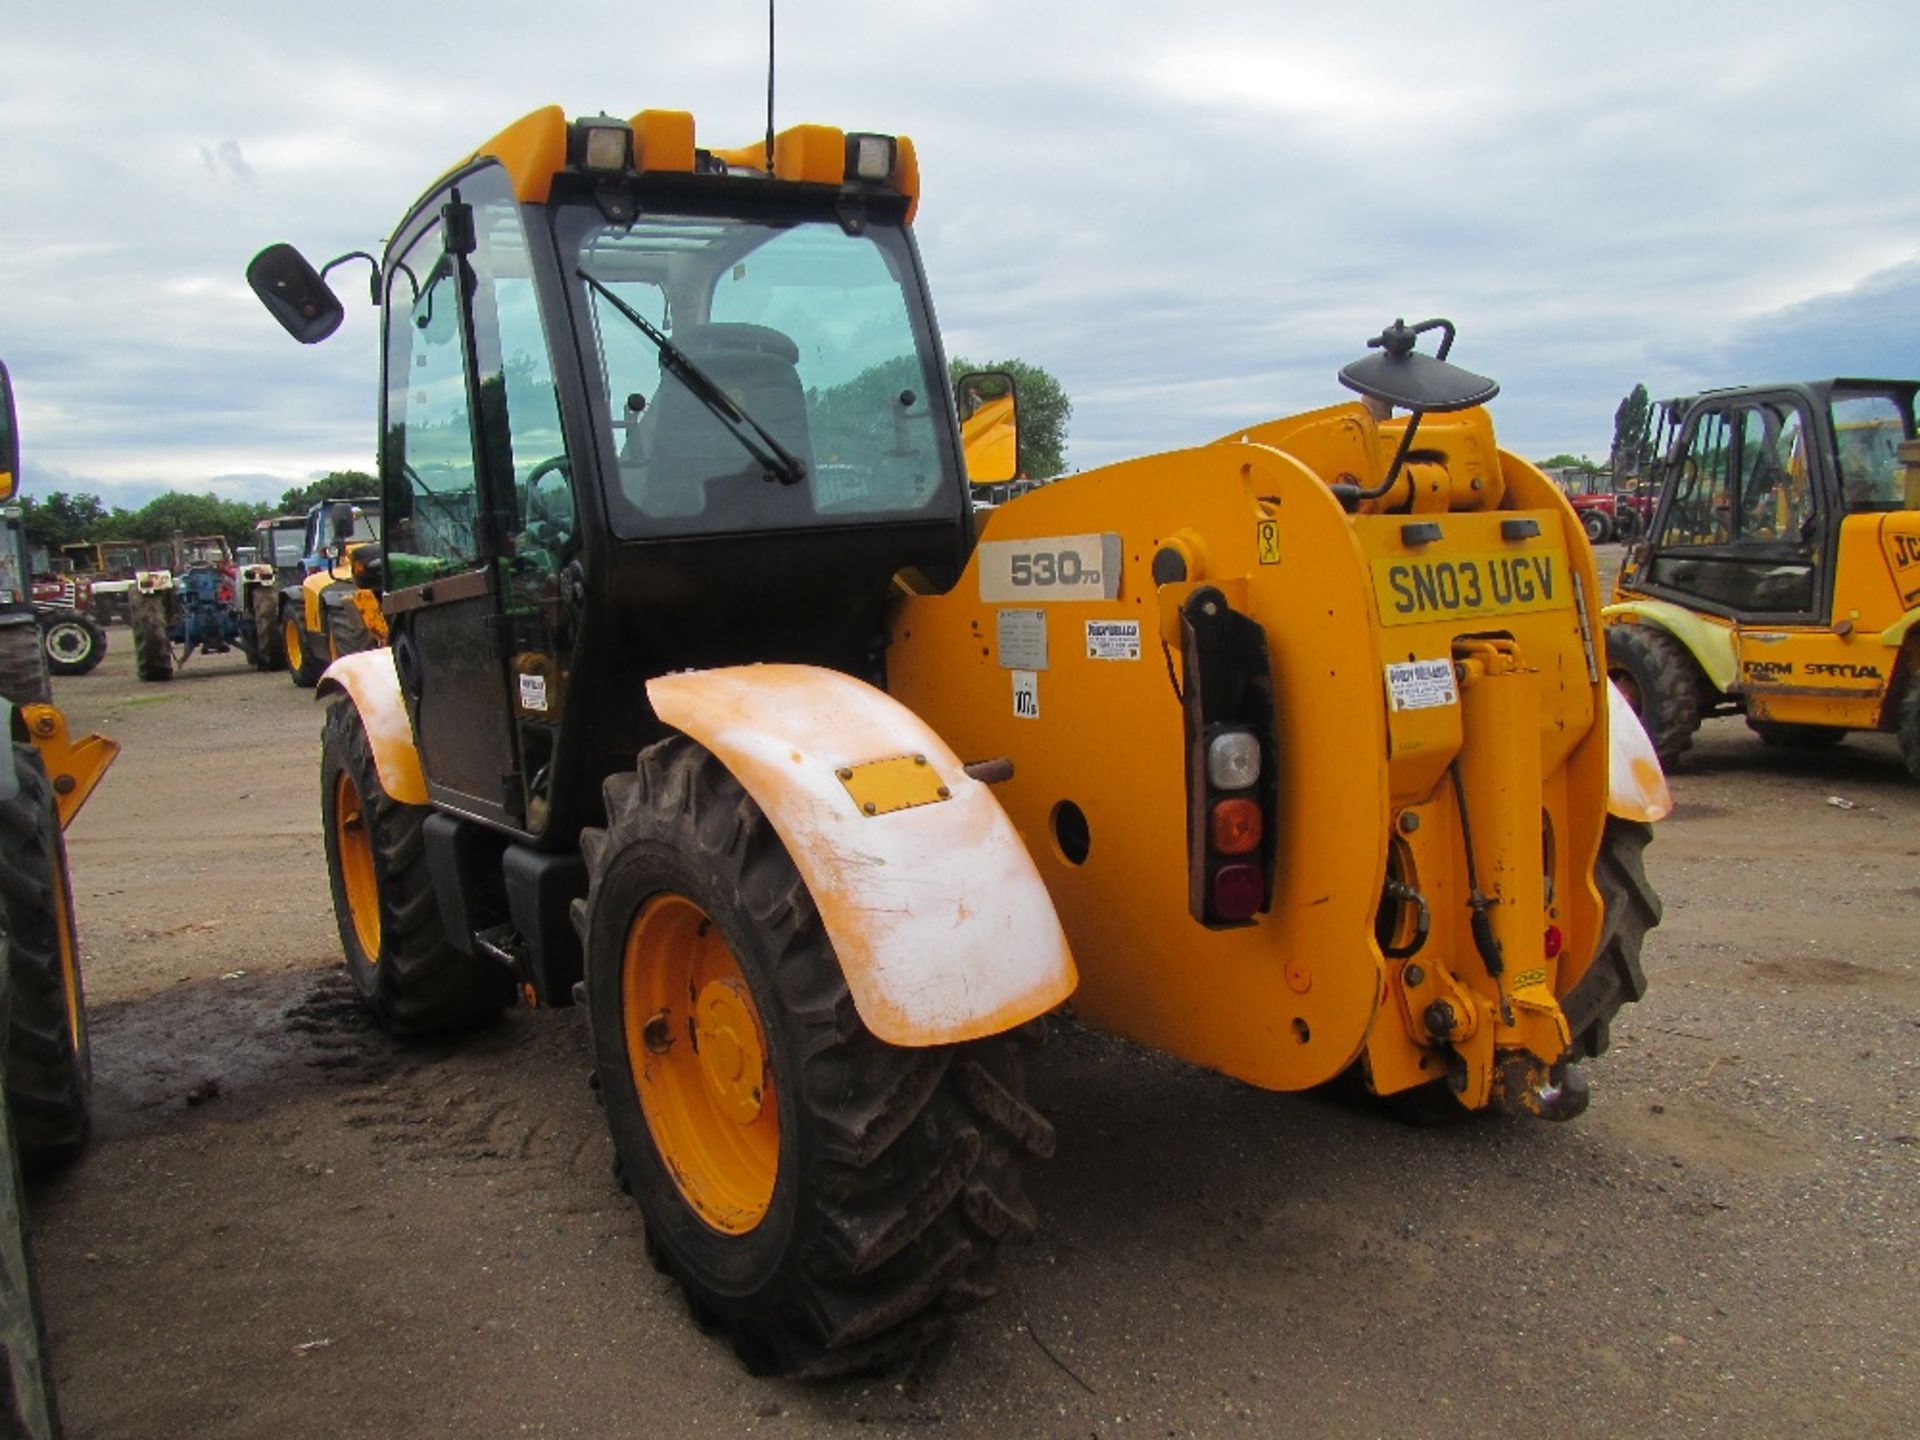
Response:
126,537,259,681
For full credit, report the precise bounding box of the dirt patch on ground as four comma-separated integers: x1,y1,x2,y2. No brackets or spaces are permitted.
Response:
25,599,1920,1438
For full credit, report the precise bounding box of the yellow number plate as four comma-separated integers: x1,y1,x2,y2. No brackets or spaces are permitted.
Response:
1372,549,1571,627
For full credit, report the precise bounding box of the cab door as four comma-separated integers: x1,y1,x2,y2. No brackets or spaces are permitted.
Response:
378,163,577,831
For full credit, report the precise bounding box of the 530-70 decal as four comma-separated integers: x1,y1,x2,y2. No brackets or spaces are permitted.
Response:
977,533,1123,602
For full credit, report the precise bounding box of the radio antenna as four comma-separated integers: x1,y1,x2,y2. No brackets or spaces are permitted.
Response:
764,0,776,173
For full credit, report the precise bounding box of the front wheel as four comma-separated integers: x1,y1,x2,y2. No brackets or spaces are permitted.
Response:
578,738,1052,1376
39,609,107,677
1582,510,1610,545
326,600,379,660
286,608,324,688
319,701,511,1034
1560,816,1662,1058
1,745,90,1170
128,590,175,683
1605,623,1706,767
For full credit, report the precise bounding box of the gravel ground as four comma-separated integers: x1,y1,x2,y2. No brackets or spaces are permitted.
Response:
23,567,1920,1439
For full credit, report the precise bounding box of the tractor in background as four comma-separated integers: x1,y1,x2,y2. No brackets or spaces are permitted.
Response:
249,102,1668,1376
270,499,385,686
1606,379,1920,774
238,513,307,671
127,538,258,682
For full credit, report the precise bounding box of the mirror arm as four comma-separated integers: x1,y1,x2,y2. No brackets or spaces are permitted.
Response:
320,251,382,306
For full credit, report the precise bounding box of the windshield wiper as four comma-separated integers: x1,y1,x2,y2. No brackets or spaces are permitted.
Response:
575,268,807,487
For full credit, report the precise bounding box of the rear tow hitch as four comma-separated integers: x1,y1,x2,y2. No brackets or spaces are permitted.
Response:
1495,1055,1590,1121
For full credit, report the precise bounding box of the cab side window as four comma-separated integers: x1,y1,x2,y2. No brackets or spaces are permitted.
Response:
1656,409,1733,547
383,212,482,582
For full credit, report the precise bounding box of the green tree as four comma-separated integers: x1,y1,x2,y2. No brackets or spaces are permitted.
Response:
19,491,108,549
1540,453,1601,472
121,492,270,546
278,469,378,514
1609,384,1653,482
948,357,1071,479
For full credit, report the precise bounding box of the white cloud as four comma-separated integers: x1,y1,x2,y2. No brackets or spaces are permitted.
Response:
3,0,1917,500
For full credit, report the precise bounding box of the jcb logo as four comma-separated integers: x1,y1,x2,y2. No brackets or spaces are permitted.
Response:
1893,534,1920,570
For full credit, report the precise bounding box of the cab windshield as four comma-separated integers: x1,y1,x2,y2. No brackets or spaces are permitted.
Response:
563,207,960,539
1830,388,1916,511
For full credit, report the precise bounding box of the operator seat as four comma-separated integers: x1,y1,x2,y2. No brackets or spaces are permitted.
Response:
628,323,813,519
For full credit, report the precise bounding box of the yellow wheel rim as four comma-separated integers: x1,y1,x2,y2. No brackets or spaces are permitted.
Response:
284,617,303,668
333,770,381,961
623,894,778,1234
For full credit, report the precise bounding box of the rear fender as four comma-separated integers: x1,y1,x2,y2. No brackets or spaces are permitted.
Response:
1602,598,1737,693
1606,680,1672,822
316,648,426,804
648,665,1078,1048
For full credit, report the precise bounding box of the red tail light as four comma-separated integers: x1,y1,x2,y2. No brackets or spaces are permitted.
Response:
1210,864,1263,923
1543,924,1564,960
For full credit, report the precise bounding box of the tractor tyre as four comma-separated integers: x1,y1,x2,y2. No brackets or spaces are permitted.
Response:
39,609,107,677
1581,510,1610,545
1604,624,1704,766
577,737,1052,1377
1560,816,1661,1059
0,623,50,707
128,590,174,683
251,589,287,671
1746,718,1845,750
320,701,511,1035
286,607,324,689
1,746,90,1171
326,601,379,660
1897,675,1920,783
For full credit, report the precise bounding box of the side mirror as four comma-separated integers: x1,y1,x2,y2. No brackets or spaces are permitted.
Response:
0,360,18,503
247,244,345,344
956,370,1019,487
1337,318,1498,415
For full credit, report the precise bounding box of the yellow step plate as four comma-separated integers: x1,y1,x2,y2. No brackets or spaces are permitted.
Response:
837,754,950,817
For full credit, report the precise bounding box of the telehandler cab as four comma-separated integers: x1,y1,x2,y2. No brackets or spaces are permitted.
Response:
250,103,1668,1375
1606,380,1920,774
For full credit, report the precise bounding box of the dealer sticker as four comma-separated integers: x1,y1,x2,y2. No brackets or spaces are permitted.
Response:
519,672,549,713
1012,670,1040,719
1384,659,1457,711
1085,618,1141,661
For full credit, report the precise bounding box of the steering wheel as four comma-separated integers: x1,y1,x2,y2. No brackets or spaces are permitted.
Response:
526,454,571,489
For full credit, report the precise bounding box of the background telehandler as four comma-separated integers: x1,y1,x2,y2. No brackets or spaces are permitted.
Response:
249,103,1668,1375
1606,379,1920,774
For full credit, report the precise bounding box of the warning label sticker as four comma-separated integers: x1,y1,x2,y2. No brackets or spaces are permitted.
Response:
997,609,1047,670
1012,670,1040,720
519,672,549,713
1384,659,1457,711
1085,618,1141,661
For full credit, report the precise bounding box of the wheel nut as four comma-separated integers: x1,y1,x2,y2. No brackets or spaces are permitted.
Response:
642,1010,674,1054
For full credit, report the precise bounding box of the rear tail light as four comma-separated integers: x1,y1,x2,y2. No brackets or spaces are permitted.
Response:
1210,864,1264,923
1177,587,1277,927
1209,797,1262,855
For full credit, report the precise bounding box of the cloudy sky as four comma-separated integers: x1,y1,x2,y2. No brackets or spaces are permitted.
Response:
3,1,1916,508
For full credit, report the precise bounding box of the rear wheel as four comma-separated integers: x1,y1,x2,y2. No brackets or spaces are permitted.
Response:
1897,674,1920,782
1561,816,1661,1058
319,701,511,1034
287,608,323,688
326,600,379,660
129,590,175,682
1605,624,1705,766
1582,510,1610,545
1746,718,1846,749
39,609,107,677
578,738,1052,1376
1,746,90,1170
0,623,50,707
248,589,286,671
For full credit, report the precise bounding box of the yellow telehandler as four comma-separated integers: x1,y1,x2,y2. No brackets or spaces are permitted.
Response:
247,104,1668,1375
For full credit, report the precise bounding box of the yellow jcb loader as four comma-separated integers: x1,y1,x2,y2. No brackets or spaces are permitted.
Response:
247,104,1669,1375
1605,380,1920,775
